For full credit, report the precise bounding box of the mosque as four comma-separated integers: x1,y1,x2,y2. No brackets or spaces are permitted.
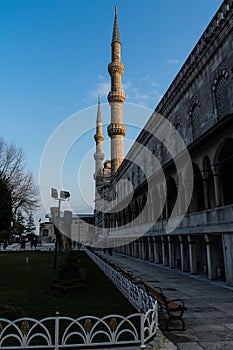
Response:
93,2,233,286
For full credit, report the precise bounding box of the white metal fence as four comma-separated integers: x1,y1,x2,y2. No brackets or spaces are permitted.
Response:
0,249,157,349
0,312,144,349
85,248,156,313
85,248,157,345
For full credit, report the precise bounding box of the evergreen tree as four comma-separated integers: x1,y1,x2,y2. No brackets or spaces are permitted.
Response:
26,212,36,235
14,211,26,236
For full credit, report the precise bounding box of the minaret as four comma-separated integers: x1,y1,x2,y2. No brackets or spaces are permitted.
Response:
107,4,126,175
94,96,104,181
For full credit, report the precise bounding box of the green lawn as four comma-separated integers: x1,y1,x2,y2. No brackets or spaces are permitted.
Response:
0,251,135,319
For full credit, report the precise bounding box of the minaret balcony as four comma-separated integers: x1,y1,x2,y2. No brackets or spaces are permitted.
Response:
94,133,104,143
108,91,125,103
107,123,126,137
108,61,124,76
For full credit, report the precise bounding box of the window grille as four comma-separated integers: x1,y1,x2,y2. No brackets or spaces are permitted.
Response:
215,76,230,118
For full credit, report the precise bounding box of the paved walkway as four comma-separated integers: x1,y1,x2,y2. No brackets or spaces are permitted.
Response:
97,251,233,350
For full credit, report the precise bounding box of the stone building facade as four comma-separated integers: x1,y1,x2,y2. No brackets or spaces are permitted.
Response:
93,1,233,286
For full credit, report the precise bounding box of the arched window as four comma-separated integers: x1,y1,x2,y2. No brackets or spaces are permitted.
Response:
42,229,49,236
203,157,215,209
213,70,230,119
189,99,201,140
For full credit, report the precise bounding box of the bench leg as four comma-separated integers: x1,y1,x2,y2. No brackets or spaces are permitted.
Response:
181,318,186,331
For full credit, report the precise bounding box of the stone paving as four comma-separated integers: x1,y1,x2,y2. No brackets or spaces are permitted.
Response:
97,251,233,350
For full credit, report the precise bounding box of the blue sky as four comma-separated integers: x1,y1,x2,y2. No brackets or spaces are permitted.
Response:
0,0,222,227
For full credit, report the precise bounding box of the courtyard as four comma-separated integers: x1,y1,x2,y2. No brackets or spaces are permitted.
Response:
0,251,135,319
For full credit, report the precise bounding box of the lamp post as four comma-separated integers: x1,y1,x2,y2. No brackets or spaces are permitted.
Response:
51,188,70,268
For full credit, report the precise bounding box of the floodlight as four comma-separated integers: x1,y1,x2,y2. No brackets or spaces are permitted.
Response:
51,188,58,199
60,190,70,199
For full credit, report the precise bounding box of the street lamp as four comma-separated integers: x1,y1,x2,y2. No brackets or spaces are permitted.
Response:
51,188,70,268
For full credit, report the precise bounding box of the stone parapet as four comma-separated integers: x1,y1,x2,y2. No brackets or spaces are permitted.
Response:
108,91,125,103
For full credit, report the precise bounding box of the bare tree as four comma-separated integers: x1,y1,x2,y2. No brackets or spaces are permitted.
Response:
0,136,39,220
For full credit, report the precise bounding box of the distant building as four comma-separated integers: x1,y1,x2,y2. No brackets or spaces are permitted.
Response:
41,213,94,248
71,214,95,245
93,2,233,286
39,222,55,243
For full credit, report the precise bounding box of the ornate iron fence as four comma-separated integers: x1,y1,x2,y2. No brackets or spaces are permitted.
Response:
85,248,157,343
85,248,156,313
0,312,144,349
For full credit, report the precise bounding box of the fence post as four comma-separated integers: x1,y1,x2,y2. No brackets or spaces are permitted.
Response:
139,288,142,309
140,308,146,349
54,311,60,350
155,301,159,330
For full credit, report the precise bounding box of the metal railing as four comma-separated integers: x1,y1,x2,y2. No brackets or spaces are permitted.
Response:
0,312,145,349
85,248,157,343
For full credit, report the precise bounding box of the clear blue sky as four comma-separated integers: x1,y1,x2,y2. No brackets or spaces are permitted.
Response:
0,0,222,227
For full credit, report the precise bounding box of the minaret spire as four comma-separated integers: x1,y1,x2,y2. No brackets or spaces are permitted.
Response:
94,96,104,180
107,5,126,175
112,4,120,43
115,3,118,15
97,95,102,124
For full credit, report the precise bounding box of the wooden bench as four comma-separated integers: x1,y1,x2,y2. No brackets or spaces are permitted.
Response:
115,266,133,280
94,251,186,331
143,283,187,331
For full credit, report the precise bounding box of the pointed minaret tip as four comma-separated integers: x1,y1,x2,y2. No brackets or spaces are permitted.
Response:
97,96,102,123
115,3,118,15
112,4,120,43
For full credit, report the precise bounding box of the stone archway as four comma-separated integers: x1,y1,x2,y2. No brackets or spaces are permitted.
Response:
42,229,49,236
218,139,233,205
166,176,178,217
189,163,205,213
203,156,215,209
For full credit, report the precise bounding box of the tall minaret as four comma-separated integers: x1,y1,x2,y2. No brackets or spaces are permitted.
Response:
94,96,104,181
107,4,126,175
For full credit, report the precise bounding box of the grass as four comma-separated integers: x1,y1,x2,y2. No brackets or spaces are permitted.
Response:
0,251,136,319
